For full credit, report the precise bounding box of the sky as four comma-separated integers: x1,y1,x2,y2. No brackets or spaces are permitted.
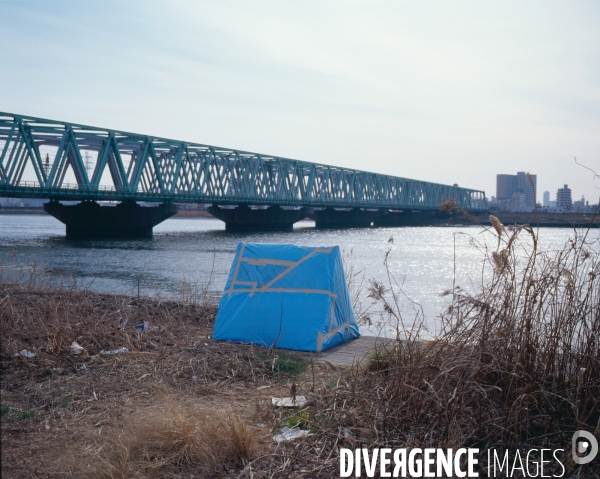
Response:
1,0,599,202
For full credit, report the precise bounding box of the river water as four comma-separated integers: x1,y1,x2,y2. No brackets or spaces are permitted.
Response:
0,214,594,336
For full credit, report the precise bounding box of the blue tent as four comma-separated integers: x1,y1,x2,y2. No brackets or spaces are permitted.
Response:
212,243,360,352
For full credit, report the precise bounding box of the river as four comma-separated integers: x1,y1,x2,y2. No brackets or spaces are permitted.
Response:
0,214,594,336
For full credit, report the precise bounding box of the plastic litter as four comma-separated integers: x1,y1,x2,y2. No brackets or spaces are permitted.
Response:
257,422,266,428
272,427,309,442
70,342,84,355
191,375,198,384
136,321,149,332
271,396,307,408
119,319,128,329
100,347,129,355
15,349,37,358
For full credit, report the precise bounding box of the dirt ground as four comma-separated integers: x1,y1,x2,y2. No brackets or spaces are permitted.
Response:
0,285,345,478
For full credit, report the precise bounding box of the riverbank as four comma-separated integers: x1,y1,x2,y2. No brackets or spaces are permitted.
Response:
0,284,346,478
2,206,598,229
0,208,47,215
173,208,214,218
2,220,599,478
475,210,599,228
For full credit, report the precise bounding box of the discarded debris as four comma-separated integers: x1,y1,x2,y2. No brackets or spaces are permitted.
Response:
100,347,129,355
70,342,84,355
191,375,198,384
136,321,149,332
272,426,310,442
119,319,128,329
15,349,36,358
271,396,307,407
290,382,297,400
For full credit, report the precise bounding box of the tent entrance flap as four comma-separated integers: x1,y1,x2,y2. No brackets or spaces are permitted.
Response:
212,242,360,352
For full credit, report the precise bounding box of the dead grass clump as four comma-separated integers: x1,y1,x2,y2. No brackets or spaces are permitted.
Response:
0,284,217,374
82,399,255,478
438,199,457,211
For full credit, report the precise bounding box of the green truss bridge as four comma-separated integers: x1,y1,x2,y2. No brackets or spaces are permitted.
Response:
0,112,487,237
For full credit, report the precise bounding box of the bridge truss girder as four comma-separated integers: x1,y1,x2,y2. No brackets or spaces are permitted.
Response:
0,112,487,211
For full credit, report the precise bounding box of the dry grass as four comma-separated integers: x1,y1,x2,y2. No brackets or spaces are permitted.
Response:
80,397,255,478
284,222,599,477
0,282,324,478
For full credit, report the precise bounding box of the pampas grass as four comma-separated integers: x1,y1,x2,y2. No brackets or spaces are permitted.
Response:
284,224,600,477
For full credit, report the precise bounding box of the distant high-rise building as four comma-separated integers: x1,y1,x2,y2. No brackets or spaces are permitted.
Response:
556,185,572,210
496,174,516,201
496,172,537,210
543,191,550,207
573,196,586,212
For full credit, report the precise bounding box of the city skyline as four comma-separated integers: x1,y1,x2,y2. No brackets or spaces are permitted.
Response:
493,172,597,213
1,1,599,201
494,172,596,205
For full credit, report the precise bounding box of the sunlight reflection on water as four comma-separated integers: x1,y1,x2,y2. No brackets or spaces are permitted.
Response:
1,214,595,336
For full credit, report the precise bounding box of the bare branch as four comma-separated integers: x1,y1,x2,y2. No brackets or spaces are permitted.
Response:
574,156,600,189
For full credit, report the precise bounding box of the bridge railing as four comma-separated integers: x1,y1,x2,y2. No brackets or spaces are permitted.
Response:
5,181,122,192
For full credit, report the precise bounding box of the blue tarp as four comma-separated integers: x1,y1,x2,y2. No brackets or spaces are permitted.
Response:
212,243,360,352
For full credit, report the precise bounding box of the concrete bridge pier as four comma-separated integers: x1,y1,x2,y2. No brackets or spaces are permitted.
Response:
311,207,387,228
44,199,178,239
207,204,311,232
